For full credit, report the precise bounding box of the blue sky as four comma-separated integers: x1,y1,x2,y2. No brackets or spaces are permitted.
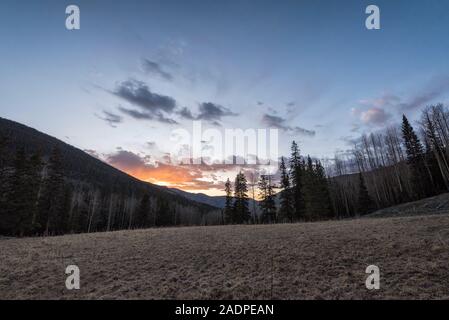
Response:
1,0,449,194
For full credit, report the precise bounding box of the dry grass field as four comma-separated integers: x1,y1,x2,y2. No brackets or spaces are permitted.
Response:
1,214,449,300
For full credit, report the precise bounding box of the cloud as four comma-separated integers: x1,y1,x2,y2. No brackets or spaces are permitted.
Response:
103,149,262,192
146,141,157,149
113,79,178,124
196,102,238,121
118,106,178,124
142,58,173,81
359,93,401,109
261,114,316,137
177,107,195,120
359,76,449,115
398,76,449,111
106,150,146,171
178,102,238,124
359,107,392,125
95,110,123,128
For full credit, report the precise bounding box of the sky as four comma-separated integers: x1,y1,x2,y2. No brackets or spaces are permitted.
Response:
1,0,449,195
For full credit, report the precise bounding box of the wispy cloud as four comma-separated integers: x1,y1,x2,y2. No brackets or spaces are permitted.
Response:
357,75,449,122
141,58,173,81
95,110,123,128
178,102,238,125
261,114,315,137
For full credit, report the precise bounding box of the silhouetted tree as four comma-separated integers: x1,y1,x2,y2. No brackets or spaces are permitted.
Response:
290,141,305,221
278,157,294,222
357,173,375,215
224,178,234,223
258,175,277,223
402,115,431,198
233,172,251,224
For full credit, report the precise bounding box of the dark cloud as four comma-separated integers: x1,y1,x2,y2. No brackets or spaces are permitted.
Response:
118,107,152,120
177,107,195,120
114,79,176,113
96,110,123,128
261,114,316,137
106,150,146,170
113,80,178,124
178,102,238,124
119,106,178,124
142,59,173,81
196,102,238,121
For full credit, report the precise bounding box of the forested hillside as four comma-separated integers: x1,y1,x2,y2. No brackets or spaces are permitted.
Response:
328,104,449,218
0,117,219,237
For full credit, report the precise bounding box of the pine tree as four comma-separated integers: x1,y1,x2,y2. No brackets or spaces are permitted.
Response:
224,178,234,223
314,160,333,219
290,141,305,221
401,115,430,198
2,149,42,236
303,155,317,221
278,157,294,222
258,175,277,223
3,148,27,235
357,173,375,215
233,172,251,224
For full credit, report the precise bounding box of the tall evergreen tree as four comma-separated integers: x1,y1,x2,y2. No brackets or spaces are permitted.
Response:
314,160,333,219
401,115,430,198
224,178,234,223
357,173,375,215
2,149,42,236
290,141,305,221
278,157,294,222
233,172,251,224
258,175,277,223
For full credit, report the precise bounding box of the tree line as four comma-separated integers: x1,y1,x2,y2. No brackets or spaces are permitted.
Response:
223,141,333,224
0,142,220,237
222,103,449,224
2,103,449,234
329,104,449,218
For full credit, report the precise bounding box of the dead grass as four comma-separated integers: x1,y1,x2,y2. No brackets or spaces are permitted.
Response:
1,214,449,299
